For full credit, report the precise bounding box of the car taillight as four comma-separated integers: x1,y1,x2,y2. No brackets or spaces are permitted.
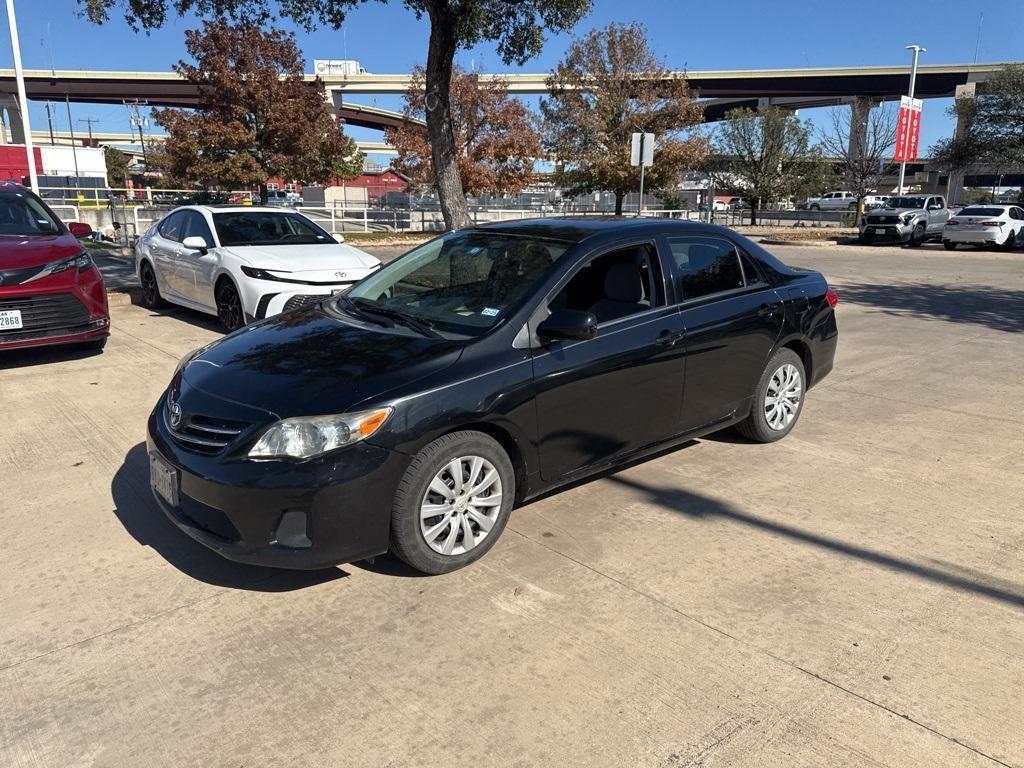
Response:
825,287,838,308
979,220,1004,227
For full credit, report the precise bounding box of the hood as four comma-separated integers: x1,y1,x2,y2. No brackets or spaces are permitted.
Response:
221,243,381,274
0,233,82,272
182,304,464,418
869,206,923,216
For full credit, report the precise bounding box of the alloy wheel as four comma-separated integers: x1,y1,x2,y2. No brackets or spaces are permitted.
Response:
141,266,158,306
217,283,244,330
764,363,802,431
419,455,503,556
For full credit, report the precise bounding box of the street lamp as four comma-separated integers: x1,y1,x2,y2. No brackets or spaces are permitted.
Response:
897,44,925,195
4,0,38,193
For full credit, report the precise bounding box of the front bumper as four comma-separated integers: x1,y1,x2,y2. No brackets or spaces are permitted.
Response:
0,264,110,351
860,222,913,242
146,389,410,569
252,284,355,319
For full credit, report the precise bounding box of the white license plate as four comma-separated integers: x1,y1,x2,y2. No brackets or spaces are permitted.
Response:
875,228,886,235
150,452,179,507
0,309,23,329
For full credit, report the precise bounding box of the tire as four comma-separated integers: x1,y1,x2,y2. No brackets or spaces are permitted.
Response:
998,230,1015,250
139,261,167,309
809,204,820,211
858,232,873,245
215,279,245,332
943,240,957,251
390,430,515,574
906,223,926,248
736,348,806,443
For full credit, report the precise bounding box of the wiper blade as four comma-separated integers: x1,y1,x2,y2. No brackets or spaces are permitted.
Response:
338,297,389,328
350,298,441,338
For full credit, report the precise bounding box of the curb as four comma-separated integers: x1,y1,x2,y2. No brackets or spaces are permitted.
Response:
759,238,839,247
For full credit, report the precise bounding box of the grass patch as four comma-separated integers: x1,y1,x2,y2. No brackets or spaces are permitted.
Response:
341,231,436,245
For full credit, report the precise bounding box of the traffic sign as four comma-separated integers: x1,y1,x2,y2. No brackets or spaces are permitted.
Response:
630,133,655,167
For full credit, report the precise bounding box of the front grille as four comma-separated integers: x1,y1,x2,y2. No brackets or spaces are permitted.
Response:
284,294,330,312
867,215,901,225
0,293,92,340
165,405,252,455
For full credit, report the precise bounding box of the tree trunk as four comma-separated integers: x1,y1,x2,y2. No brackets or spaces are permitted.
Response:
614,191,624,216
425,6,471,231
259,182,268,206
749,199,757,226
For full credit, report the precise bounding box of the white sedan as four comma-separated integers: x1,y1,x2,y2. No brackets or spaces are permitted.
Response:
942,204,1024,250
135,206,381,330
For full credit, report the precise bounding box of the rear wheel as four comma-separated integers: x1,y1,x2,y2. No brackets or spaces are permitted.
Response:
736,348,806,443
139,262,167,309
215,279,245,332
998,229,1015,250
809,204,820,211
943,240,957,251
390,431,515,574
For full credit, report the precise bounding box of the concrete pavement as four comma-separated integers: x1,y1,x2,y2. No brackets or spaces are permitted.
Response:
1,244,1022,767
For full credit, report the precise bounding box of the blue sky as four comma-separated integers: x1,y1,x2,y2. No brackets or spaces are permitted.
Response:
2,0,1023,155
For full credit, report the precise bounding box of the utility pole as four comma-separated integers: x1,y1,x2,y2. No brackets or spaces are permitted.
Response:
78,117,99,147
44,102,56,145
64,94,80,187
126,101,149,167
897,44,925,195
5,0,38,192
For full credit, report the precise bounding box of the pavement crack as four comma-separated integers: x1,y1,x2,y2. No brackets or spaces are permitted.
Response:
509,526,1016,768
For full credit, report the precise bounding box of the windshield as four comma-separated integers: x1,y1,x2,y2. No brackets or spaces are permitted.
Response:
886,196,926,209
345,231,568,336
0,191,62,238
213,211,334,247
958,207,1005,217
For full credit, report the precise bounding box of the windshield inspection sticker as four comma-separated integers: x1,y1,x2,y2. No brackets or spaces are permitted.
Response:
481,307,501,317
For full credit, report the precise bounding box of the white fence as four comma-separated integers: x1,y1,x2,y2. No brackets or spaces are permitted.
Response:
49,205,81,224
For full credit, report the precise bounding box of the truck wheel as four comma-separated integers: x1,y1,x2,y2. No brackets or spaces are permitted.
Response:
809,204,820,211
906,223,926,248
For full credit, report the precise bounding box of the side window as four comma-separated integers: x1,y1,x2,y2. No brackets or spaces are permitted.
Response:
550,243,663,324
157,211,184,242
182,212,214,246
1011,208,1023,220
667,236,745,300
738,249,766,288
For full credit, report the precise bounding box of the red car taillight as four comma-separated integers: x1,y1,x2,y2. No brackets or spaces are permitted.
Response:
825,287,838,308
979,221,1004,227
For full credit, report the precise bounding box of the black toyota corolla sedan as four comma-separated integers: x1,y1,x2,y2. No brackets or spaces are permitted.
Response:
147,218,838,574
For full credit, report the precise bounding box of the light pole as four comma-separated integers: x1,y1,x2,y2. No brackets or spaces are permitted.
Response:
897,44,925,195
5,0,38,193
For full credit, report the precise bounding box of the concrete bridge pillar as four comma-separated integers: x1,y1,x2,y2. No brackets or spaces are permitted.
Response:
946,82,977,204
844,96,881,189
0,94,25,144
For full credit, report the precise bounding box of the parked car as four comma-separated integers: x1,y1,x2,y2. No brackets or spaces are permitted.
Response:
806,191,858,211
135,206,381,331
727,197,752,210
859,195,951,246
943,204,1024,250
147,218,839,574
0,183,109,352
265,190,303,208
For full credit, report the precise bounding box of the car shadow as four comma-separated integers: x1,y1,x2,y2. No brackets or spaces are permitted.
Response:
112,443,345,591
130,293,226,334
0,342,106,370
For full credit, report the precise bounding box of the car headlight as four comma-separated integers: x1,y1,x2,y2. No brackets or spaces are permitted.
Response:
50,251,92,274
900,213,915,224
248,407,393,459
240,266,291,282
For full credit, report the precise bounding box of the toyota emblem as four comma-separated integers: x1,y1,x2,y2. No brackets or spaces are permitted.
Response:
169,400,183,429
334,271,347,278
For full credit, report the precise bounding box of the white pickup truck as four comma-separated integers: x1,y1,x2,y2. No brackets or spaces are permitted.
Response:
805,191,887,211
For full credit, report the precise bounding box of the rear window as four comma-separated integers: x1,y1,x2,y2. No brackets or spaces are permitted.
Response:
957,207,1005,217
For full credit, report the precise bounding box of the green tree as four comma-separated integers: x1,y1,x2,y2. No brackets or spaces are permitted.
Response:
103,146,131,187
708,107,822,225
541,22,707,215
80,0,592,230
150,21,361,202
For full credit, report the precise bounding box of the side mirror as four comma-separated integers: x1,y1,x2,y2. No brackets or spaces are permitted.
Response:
333,233,346,243
181,236,209,253
68,221,92,239
537,309,598,343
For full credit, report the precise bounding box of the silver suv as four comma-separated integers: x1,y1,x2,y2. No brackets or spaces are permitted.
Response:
860,195,950,247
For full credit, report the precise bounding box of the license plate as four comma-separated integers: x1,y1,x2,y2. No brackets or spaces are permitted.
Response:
150,451,179,507
0,309,23,329
875,228,886,235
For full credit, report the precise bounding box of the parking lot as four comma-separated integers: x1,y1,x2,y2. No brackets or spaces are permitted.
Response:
2,242,1022,767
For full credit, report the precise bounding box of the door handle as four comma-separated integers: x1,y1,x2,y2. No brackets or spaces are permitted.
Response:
757,303,780,318
656,330,683,347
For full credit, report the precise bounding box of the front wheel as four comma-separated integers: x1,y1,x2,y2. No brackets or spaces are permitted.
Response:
809,204,820,211
736,349,806,443
390,431,515,574
906,223,926,248
215,280,245,332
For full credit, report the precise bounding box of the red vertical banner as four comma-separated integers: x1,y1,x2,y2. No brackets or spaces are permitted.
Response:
906,98,923,161
894,96,923,162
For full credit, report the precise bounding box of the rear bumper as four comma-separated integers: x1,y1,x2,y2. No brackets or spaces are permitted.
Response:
943,229,1004,244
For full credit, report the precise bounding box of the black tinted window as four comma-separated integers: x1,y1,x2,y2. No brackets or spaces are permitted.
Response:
551,243,662,324
157,212,184,242
959,207,1006,217
182,211,214,246
668,237,745,299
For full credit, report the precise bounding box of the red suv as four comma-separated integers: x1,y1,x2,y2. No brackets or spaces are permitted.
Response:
0,183,109,352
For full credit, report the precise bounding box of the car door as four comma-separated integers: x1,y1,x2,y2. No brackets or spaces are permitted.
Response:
927,196,947,233
177,210,219,308
666,234,785,433
531,239,687,481
149,211,188,298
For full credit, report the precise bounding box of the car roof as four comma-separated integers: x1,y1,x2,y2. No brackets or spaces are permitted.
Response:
468,216,713,244
181,205,299,214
